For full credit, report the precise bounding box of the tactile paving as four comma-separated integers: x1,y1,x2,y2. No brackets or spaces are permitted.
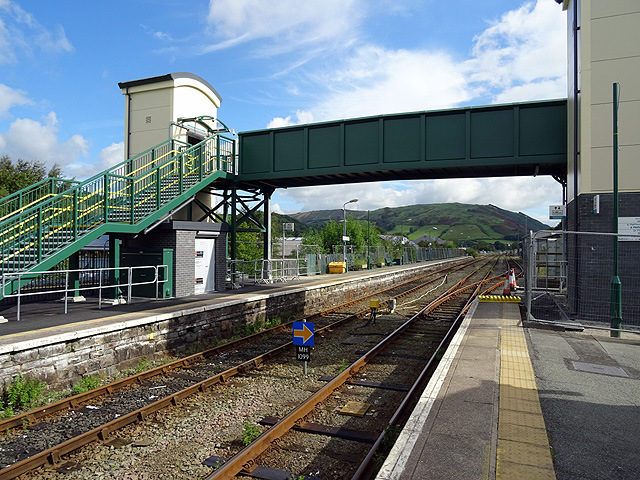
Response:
497,309,556,479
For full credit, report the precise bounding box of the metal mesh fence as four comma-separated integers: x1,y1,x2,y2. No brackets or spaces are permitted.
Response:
525,230,640,326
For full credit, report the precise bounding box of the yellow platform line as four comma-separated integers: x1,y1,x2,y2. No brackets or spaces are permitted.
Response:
497,312,556,480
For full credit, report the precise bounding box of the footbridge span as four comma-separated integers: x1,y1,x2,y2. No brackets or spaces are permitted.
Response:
236,99,567,189
1,95,567,301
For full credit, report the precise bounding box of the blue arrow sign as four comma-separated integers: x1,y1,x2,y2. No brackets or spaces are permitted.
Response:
292,321,314,346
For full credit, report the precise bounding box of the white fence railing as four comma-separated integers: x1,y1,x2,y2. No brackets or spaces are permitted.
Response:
2,265,168,321
227,259,300,287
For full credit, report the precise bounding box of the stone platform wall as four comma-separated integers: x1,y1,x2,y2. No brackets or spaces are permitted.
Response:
0,258,468,391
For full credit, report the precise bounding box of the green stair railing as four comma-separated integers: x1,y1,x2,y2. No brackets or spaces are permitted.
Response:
1,134,235,298
0,177,80,222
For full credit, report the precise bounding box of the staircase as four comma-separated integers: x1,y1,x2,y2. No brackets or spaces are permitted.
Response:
1,134,235,299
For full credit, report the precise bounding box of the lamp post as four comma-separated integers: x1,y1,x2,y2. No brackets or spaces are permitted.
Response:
343,198,358,271
400,218,411,265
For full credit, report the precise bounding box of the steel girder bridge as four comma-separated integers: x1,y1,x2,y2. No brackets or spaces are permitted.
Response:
1,99,566,299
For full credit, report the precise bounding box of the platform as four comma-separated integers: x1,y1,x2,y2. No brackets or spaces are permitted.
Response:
377,301,640,480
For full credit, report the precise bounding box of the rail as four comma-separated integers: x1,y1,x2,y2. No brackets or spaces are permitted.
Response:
1,264,168,321
0,259,477,479
207,262,493,479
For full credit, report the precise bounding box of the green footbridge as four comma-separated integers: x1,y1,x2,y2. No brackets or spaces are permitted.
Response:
1,99,567,300
1,134,236,299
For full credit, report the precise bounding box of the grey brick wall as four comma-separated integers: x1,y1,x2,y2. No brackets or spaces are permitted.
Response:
175,230,196,297
566,192,640,322
125,228,196,298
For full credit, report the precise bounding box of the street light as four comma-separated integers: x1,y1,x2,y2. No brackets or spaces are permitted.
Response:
400,218,411,265
343,198,358,271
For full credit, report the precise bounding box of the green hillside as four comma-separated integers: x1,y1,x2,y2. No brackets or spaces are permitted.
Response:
289,203,550,245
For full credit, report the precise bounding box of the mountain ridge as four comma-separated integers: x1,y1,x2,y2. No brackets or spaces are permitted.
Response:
285,202,551,244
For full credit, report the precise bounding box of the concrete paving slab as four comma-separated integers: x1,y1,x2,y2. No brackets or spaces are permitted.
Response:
430,397,494,438
444,375,497,404
411,432,491,480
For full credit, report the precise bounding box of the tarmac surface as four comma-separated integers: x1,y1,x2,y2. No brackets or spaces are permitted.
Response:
377,300,640,480
0,266,382,339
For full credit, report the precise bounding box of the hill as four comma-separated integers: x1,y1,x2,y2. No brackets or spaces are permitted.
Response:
289,203,550,245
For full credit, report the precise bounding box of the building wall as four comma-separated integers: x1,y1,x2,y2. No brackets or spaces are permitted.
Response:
124,85,172,158
563,1,640,324
121,74,221,160
567,0,640,200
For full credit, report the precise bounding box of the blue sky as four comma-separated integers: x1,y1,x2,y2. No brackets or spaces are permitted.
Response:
0,0,567,224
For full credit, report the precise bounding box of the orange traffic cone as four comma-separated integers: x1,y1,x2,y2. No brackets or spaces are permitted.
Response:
509,268,517,291
502,272,511,296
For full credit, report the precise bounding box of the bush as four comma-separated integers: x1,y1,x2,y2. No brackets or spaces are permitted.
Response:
72,375,101,395
5,374,46,410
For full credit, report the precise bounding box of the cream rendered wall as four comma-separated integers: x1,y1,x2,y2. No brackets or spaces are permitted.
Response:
172,77,220,125
123,75,222,159
124,81,173,158
574,0,640,196
171,79,222,223
121,74,225,223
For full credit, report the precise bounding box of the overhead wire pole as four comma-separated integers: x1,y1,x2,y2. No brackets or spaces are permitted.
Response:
610,82,622,338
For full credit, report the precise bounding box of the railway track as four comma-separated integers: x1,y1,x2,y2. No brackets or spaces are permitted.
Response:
0,257,510,479
205,259,504,480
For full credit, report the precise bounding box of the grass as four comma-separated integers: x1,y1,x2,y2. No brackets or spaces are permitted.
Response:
72,375,101,395
336,358,350,374
242,420,261,446
4,374,46,411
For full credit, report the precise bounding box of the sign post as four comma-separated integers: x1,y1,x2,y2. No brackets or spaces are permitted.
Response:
292,319,314,375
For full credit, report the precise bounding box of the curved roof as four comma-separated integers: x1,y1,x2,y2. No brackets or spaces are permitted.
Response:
118,72,222,103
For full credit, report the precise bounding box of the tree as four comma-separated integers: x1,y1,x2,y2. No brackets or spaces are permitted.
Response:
0,156,62,198
302,217,381,254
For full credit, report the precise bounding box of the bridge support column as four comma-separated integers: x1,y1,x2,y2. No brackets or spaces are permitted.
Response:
263,188,273,281
108,236,122,302
67,252,85,302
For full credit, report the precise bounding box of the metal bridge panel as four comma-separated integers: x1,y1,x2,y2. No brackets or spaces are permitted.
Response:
470,108,514,159
383,116,422,163
236,99,567,188
426,112,466,161
519,103,567,156
309,125,341,169
240,133,270,174
274,129,305,172
345,120,380,166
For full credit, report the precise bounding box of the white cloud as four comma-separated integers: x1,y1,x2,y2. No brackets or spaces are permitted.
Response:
204,0,362,56
62,142,124,180
0,83,32,117
275,176,562,224
312,47,472,121
99,142,124,169
274,0,566,126
466,0,566,101
0,1,73,63
0,111,89,172
267,110,314,128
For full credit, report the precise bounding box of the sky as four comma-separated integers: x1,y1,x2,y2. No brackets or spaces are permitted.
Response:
0,0,567,224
